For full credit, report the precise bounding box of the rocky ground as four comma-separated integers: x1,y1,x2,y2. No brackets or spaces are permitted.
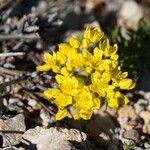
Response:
0,0,150,149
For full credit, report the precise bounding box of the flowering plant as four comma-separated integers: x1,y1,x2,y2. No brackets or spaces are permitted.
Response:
37,27,135,120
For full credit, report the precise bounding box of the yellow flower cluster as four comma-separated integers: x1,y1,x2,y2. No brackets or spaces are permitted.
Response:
37,27,135,120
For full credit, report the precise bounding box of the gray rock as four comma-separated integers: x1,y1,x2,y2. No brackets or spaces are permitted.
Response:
0,114,26,147
134,99,148,113
134,146,143,150
140,111,150,124
144,142,150,149
144,92,150,101
123,129,139,141
143,123,150,135
118,0,143,32
22,126,94,150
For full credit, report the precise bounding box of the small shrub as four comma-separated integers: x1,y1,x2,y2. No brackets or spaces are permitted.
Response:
37,26,135,120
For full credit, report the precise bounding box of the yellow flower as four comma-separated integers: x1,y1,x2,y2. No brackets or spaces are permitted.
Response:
54,93,72,108
84,26,91,39
107,91,129,108
58,43,72,55
60,67,69,76
90,71,111,97
36,53,54,71
69,53,85,69
93,97,101,109
36,52,61,73
91,47,103,67
56,51,66,65
73,113,81,120
36,64,51,71
99,39,118,59
55,108,68,120
69,37,80,49
79,109,93,120
55,75,79,96
37,26,136,120
74,87,93,108
84,26,103,43
119,78,135,90
43,88,61,99
82,38,90,49
73,109,93,120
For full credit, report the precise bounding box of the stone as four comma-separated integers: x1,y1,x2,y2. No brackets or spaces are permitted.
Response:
134,99,148,113
118,105,136,120
144,142,150,149
134,147,143,150
123,129,139,141
40,108,52,127
28,99,38,107
143,123,150,135
144,92,150,101
140,111,150,124
118,1,143,29
22,126,94,150
0,114,26,147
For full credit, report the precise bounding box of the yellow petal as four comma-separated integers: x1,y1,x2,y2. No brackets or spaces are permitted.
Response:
124,96,129,104
36,64,51,71
93,47,103,59
55,109,68,120
43,89,60,99
108,98,119,108
73,113,81,120
93,98,101,109
54,95,72,108
79,109,92,120
115,92,130,105
113,44,118,54
61,67,69,76
69,37,80,49
119,78,135,90
43,52,52,64
55,75,64,83
121,72,128,79
82,38,90,48
84,26,91,39
52,65,60,73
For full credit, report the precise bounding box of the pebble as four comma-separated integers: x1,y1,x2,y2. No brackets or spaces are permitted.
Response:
144,92,150,101
144,142,150,149
118,105,136,119
40,108,51,126
118,0,143,29
22,126,94,150
134,147,143,150
143,124,150,135
123,129,139,141
134,99,148,113
28,99,38,107
117,117,128,126
140,111,150,124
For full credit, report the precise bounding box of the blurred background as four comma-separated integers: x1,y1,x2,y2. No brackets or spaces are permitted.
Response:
0,0,150,149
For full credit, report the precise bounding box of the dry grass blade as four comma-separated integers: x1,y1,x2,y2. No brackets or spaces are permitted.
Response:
0,52,25,57
0,34,40,41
